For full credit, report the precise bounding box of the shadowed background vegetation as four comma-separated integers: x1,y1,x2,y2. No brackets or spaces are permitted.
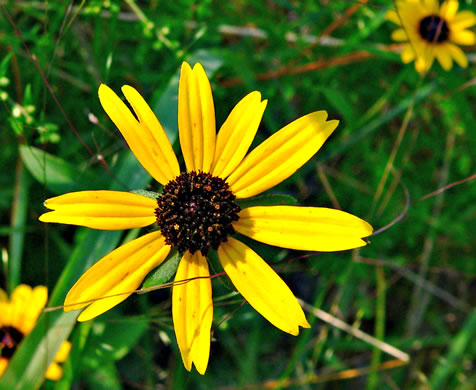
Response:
0,0,475,389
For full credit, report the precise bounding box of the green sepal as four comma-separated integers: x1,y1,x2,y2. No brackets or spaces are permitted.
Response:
141,248,180,290
236,193,297,209
207,248,235,291
130,189,161,199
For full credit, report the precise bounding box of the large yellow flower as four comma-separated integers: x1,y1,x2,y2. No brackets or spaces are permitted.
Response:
40,62,372,374
386,0,476,73
0,284,71,380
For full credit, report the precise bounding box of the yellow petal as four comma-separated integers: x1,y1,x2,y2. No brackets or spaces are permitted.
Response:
21,286,48,334
451,11,476,30
98,84,179,185
0,302,11,327
178,62,216,173
0,357,8,377
211,92,267,179
121,85,180,180
451,29,476,45
64,231,170,321
401,44,416,63
440,0,458,20
172,251,213,375
0,288,7,302
385,9,401,25
45,362,62,381
10,285,33,332
40,191,157,230
234,206,373,251
218,238,309,335
227,111,338,199
415,50,435,73
435,45,453,70
54,341,72,363
392,28,408,42
447,43,468,67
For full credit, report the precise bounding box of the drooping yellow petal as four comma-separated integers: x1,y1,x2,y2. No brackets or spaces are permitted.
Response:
54,341,72,363
227,111,338,199
40,191,157,230
64,231,170,321
121,85,180,180
385,9,402,26
211,92,267,179
172,251,213,375
10,284,33,330
234,206,373,252
20,286,48,334
439,0,458,20
178,62,216,173
392,28,409,42
415,50,435,74
0,358,9,377
98,84,179,185
451,29,476,45
45,362,63,381
451,11,476,30
435,44,453,70
218,237,309,335
401,44,416,63
447,43,468,67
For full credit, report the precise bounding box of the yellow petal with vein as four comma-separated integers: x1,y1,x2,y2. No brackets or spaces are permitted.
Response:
212,92,267,179
451,11,476,30
178,62,216,173
172,251,213,375
435,45,453,70
440,0,458,20
98,84,179,185
234,206,373,251
227,111,338,198
64,231,170,321
218,238,309,335
121,85,180,180
385,9,401,26
451,30,476,45
40,190,157,230
447,43,468,67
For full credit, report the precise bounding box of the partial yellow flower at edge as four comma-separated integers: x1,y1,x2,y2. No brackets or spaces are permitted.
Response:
0,284,71,380
386,0,476,73
40,61,373,375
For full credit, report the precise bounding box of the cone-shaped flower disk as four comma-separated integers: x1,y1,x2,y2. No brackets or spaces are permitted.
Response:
0,285,71,380
386,0,476,73
40,62,373,374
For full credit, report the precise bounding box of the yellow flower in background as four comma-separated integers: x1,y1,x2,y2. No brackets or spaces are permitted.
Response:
386,0,476,73
40,62,373,374
0,285,71,380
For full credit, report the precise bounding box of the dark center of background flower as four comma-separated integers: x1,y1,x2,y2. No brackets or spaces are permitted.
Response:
419,15,449,43
156,171,240,255
0,326,24,359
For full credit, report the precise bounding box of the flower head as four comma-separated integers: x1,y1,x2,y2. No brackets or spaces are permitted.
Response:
386,0,476,73
40,62,373,374
0,285,71,380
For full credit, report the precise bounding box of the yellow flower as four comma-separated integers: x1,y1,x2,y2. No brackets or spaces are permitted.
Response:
0,285,71,380
386,0,476,73
39,62,373,374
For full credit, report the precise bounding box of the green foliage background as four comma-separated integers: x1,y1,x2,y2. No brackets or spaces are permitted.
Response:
0,0,475,388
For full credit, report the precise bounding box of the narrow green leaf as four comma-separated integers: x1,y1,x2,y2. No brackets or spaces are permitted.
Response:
236,193,297,209
141,249,180,289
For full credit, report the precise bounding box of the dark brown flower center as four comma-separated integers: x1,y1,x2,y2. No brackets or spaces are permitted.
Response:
156,171,240,255
419,15,449,43
1,326,24,359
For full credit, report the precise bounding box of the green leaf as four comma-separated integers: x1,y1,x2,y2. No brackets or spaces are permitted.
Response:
141,249,180,289
19,145,104,194
236,193,297,209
